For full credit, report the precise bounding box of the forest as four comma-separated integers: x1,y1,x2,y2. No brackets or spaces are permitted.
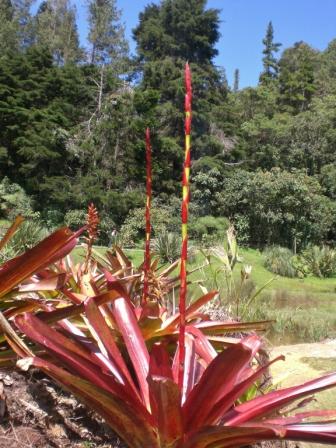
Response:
1,0,336,252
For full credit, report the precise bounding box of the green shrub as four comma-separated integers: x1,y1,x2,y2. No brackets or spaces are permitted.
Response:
152,231,181,264
189,216,229,247
64,209,87,229
0,220,48,263
119,204,179,247
299,245,336,278
0,177,39,220
263,246,298,278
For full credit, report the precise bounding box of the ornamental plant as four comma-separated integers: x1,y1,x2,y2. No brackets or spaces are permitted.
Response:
4,64,336,448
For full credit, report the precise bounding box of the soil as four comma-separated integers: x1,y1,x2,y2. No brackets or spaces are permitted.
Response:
0,369,125,448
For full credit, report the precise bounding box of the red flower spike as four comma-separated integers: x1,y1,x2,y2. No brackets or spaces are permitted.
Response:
185,63,192,95
143,128,152,304
178,63,192,388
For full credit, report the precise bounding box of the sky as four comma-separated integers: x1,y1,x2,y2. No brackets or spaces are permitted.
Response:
40,0,336,88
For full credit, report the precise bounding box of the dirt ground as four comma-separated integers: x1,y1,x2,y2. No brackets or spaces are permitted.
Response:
0,369,125,448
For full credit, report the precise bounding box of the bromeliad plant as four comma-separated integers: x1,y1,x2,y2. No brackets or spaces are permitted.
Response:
6,63,336,448
14,292,336,448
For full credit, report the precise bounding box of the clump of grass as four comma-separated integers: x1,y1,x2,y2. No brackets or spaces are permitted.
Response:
299,245,336,278
152,231,181,263
263,246,297,278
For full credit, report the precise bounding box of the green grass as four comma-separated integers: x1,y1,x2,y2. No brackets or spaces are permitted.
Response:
196,247,336,344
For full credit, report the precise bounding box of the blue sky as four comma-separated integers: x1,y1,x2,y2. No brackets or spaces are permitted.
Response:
43,1,336,88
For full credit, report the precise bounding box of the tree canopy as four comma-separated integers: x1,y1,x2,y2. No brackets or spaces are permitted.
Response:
0,2,335,249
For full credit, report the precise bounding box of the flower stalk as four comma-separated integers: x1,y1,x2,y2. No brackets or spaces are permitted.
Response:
143,127,152,303
84,203,99,274
178,63,192,388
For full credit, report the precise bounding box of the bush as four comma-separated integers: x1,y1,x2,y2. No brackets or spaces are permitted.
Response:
0,220,48,263
189,216,229,247
0,177,39,220
299,245,336,278
152,231,181,263
119,204,179,247
263,246,298,278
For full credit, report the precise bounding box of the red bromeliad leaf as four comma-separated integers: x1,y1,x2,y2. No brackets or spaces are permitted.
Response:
265,409,336,425
38,284,130,323
181,333,197,403
15,313,122,390
160,291,218,333
183,336,260,430
186,325,217,365
112,296,151,410
276,424,336,444
0,227,79,298
184,421,336,448
184,422,336,448
84,297,139,396
14,313,150,418
194,320,271,334
0,215,24,251
17,357,158,448
205,355,285,425
183,425,277,448
223,371,336,425
18,273,67,292
149,343,174,380
148,375,183,446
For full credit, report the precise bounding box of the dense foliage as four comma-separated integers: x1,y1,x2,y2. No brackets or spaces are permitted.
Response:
0,0,336,250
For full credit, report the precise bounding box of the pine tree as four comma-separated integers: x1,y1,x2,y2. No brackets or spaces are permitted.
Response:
0,0,35,53
12,0,35,48
279,41,318,113
133,0,228,193
134,0,220,64
259,21,281,84
87,0,128,67
0,0,19,53
35,0,82,65
233,68,239,92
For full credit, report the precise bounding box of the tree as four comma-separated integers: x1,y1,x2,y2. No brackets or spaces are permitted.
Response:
133,0,228,193
216,168,335,248
0,47,93,206
134,0,220,63
0,0,19,53
316,39,336,95
12,0,35,48
279,42,318,113
259,21,281,85
35,0,82,65
87,0,128,67
233,68,239,92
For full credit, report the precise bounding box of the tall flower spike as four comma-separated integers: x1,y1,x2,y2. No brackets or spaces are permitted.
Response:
178,63,192,388
143,128,152,304
84,203,99,274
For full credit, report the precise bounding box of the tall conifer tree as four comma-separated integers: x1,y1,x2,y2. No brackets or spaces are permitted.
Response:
259,21,281,84
87,0,128,67
233,68,240,92
35,0,82,65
